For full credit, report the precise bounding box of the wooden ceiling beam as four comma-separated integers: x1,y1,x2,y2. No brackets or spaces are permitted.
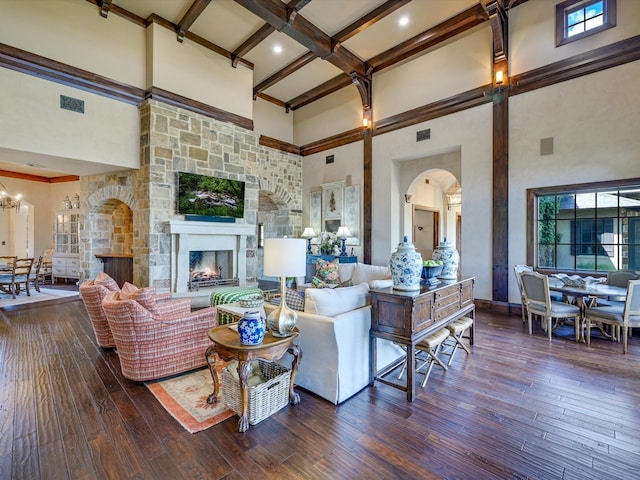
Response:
232,23,275,67
256,92,288,109
253,51,316,97
288,73,352,111
234,0,365,77
366,3,488,74
177,0,212,43
334,0,412,42
100,0,111,18
486,1,508,63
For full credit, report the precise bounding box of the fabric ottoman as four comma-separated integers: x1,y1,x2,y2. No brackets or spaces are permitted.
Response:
210,286,264,325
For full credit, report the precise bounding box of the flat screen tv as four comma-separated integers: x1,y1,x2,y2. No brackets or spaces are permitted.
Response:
177,172,245,219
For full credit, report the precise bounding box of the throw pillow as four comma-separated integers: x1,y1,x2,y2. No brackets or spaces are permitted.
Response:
304,282,370,317
269,289,306,311
94,272,119,292
352,263,392,285
121,282,158,313
311,277,353,289
314,258,340,285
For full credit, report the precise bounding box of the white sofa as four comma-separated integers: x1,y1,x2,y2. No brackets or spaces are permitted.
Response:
266,264,405,404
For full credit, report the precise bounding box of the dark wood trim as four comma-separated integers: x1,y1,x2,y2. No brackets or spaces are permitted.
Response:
299,128,364,157
365,4,488,74
492,86,509,303
288,73,352,111
146,14,253,70
234,0,365,77
350,72,372,110
258,135,301,155
373,85,492,136
232,23,276,67
177,0,212,43
256,92,288,109
0,170,79,183
0,43,145,105
334,0,411,43
510,34,640,96
84,0,147,27
253,51,316,97
487,1,508,63
146,87,254,131
555,0,616,47
363,128,372,265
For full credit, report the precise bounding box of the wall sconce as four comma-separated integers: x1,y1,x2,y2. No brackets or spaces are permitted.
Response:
495,70,504,85
404,194,412,203
362,117,369,128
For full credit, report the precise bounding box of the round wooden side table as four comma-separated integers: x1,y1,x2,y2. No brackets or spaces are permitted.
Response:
205,325,302,432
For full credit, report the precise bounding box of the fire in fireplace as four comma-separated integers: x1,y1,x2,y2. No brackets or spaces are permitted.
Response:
189,250,238,291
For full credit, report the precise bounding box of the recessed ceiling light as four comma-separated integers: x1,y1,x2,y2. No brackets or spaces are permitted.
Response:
273,45,282,54
399,16,409,27
25,163,46,168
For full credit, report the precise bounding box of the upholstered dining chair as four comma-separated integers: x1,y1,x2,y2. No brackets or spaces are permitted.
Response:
520,271,581,341
584,279,640,353
1,258,34,299
101,289,218,381
514,265,533,323
596,270,639,307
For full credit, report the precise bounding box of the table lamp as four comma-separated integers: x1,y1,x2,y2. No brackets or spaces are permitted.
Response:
336,226,352,256
263,237,307,337
301,227,316,254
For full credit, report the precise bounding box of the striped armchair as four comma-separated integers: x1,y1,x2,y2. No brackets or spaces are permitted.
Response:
79,273,189,349
101,290,218,381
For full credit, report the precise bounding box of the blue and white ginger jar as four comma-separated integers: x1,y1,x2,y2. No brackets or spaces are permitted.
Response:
238,310,266,345
432,237,460,280
389,236,423,291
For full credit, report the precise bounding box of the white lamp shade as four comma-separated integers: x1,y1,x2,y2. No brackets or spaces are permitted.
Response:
263,238,307,277
301,227,316,238
336,226,352,238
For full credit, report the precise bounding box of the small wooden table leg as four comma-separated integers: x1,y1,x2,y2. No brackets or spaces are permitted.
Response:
237,360,252,433
205,345,219,404
406,343,416,402
287,344,302,405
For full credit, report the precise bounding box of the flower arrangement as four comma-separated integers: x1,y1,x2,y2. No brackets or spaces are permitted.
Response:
318,231,340,255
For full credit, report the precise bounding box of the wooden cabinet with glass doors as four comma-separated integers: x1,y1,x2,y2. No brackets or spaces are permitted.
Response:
52,211,80,283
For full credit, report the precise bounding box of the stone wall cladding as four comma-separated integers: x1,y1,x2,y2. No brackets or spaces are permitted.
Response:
79,99,302,289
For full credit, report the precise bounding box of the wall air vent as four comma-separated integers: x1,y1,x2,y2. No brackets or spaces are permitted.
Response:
326,155,335,164
60,95,84,114
416,129,431,142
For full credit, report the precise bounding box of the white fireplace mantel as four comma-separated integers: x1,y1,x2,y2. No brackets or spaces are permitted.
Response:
164,220,255,293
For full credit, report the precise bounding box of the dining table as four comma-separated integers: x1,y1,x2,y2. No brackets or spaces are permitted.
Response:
548,277,627,342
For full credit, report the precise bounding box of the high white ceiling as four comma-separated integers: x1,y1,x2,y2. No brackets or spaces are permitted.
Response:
1,0,489,180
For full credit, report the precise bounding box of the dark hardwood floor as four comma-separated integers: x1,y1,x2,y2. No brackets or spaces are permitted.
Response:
1,298,640,479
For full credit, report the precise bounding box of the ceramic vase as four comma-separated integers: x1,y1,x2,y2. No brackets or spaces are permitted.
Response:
238,310,266,345
389,236,423,291
432,237,459,280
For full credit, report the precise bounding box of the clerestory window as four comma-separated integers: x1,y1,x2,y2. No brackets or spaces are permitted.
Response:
528,179,640,273
556,0,616,47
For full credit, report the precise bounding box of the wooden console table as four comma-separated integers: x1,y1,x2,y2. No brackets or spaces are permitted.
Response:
370,276,475,402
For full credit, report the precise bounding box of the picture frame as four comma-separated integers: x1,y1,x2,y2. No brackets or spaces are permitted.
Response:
322,181,344,221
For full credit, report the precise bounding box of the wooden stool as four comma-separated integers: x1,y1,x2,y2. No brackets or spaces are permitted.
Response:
442,316,474,367
398,328,450,387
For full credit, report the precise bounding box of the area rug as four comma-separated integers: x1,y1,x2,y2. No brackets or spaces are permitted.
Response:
145,366,235,433
0,287,79,309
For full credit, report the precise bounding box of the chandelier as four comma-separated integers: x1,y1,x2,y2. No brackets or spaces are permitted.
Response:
0,181,22,212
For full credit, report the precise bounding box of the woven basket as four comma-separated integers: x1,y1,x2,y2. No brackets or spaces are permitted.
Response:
222,360,291,425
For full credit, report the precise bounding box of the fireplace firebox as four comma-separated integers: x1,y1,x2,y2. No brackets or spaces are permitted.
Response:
189,250,238,291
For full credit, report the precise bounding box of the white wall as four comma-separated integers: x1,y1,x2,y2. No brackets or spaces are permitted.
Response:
148,23,253,120
510,0,640,75
0,0,146,88
508,60,640,303
253,97,294,144
0,68,140,171
373,104,493,300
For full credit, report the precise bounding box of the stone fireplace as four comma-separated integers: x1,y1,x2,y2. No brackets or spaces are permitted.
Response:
164,220,255,294
79,99,303,290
